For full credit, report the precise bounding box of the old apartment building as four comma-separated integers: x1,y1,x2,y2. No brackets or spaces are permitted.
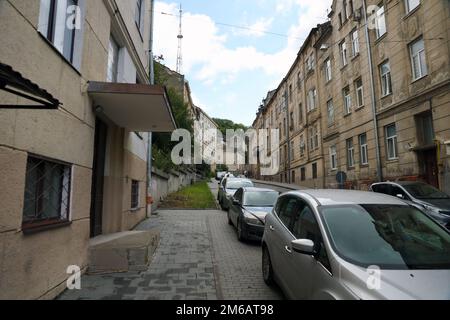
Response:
253,0,450,193
0,0,176,299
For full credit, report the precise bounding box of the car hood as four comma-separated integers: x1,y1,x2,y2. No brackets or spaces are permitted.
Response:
242,206,272,219
338,259,450,300
416,199,450,211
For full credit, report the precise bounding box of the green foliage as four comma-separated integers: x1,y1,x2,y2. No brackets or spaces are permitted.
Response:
213,118,249,137
159,181,217,209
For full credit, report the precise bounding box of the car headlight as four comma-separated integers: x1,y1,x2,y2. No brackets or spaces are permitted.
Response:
243,212,263,225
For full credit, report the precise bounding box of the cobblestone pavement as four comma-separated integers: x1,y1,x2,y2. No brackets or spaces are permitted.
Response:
59,181,283,300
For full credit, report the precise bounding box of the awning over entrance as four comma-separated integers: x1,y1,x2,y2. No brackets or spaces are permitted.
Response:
88,81,177,132
0,62,60,109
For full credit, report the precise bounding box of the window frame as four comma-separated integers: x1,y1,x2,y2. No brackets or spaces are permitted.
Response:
359,133,369,165
409,37,427,81
131,180,140,211
324,58,332,82
355,78,364,108
330,145,338,171
339,40,348,67
385,123,399,160
346,138,355,168
405,0,420,13
380,60,392,97
351,29,360,57
375,4,387,39
343,86,352,115
327,99,335,126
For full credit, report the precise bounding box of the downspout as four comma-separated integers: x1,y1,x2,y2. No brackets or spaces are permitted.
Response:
285,89,291,184
147,0,155,217
363,0,383,182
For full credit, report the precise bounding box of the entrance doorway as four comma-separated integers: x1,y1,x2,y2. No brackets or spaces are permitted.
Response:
90,118,108,238
417,148,439,188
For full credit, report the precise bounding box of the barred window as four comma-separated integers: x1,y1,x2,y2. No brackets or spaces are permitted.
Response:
23,156,71,230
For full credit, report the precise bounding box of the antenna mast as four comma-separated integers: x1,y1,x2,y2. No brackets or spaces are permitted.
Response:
176,4,183,74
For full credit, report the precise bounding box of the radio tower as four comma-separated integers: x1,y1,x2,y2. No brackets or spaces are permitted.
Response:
176,4,183,74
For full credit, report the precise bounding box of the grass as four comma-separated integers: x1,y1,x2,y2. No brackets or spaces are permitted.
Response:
159,181,217,209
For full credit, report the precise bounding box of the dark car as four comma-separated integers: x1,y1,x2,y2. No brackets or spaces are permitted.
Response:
370,181,450,229
228,187,279,241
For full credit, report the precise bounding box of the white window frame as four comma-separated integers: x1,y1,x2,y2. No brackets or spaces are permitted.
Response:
355,78,364,108
300,135,305,157
325,58,332,82
330,145,338,170
351,29,359,56
347,138,355,168
107,36,120,82
307,88,316,112
380,61,392,96
409,37,427,81
359,133,369,165
386,124,399,160
343,87,352,115
375,5,387,39
405,0,420,13
340,41,348,67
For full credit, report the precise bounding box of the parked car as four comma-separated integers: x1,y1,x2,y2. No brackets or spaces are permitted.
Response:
228,187,279,241
218,178,254,210
216,171,227,181
370,181,450,229
262,189,450,300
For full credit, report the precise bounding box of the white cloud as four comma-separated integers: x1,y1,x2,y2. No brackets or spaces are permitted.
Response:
154,0,330,92
234,18,274,38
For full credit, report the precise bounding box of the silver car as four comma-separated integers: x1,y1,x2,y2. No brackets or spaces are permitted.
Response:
262,190,450,300
218,178,254,211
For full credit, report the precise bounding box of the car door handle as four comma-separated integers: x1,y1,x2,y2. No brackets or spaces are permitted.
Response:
285,246,292,254
269,225,275,231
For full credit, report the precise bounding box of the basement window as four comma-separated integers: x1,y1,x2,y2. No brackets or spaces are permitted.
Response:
131,180,140,210
22,156,72,232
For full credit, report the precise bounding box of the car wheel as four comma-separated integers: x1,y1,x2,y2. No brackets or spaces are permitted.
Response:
227,210,233,226
237,218,246,242
262,246,274,286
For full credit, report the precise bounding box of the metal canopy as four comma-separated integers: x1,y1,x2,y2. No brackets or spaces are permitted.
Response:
88,81,177,132
0,62,60,109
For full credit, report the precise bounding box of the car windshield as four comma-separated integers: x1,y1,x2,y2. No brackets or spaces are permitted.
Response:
320,204,450,270
226,181,253,190
244,191,279,207
402,183,450,200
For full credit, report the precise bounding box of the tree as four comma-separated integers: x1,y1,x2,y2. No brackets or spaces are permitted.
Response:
213,118,249,137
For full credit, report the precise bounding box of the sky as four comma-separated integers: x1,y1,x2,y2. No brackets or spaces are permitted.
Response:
153,0,332,126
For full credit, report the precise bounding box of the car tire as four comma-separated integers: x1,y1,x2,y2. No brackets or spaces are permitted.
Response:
262,246,275,286
237,218,246,242
227,210,233,226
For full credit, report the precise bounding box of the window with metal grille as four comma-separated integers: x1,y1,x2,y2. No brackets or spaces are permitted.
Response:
131,180,140,210
22,156,71,230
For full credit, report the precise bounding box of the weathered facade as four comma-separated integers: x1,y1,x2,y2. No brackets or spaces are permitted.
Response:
0,0,175,299
253,0,450,193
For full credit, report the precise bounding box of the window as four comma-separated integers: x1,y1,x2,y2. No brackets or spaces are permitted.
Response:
351,29,359,56
277,198,298,228
338,13,343,27
107,36,119,82
385,123,398,160
343,0,348,20
347,138,355,168
307,88,317,111
38,0,80,63
380,61,392,96
343,86,352,115
339,41,348,67
289,84,293,102
375,5,387,39
306,53,315,72
405,0,420,13
298,103,303,124
330,145,338,170
300,135,306,157
355,78,364,107
290,141,295,160
359,133,369,165
312,163,318,179
297,72,302,90
301,167,306,181
23,156,71,230
135,0,145,36
290,112,294,131
327,99,335,126
410,37,427,80
325,58,332,82
131,180,140,210
309,125,319,151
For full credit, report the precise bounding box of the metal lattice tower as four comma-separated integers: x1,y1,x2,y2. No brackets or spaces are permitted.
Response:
176,4,183,74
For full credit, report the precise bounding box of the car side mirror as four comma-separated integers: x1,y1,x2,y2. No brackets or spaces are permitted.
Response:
396,194,404,199
233,199,240,206
291,239,315,255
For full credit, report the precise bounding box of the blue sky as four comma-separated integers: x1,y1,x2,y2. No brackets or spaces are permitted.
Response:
153,0,331,126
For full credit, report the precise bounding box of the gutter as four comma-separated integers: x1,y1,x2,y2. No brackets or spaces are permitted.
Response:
147,0,155,217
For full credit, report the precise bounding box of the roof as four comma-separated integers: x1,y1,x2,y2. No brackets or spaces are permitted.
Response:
0,62,60,109
285,189,407,206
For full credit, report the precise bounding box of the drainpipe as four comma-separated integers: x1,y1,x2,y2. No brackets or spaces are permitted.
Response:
285,89,291,184
146,0,155,217
363,0,383,182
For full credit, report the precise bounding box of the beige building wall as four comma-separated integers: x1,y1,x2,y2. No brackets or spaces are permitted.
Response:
0,0,153,299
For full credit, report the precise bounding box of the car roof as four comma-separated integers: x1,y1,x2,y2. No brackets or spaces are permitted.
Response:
372,181,426,187
242,187,278,193
226,178,252,182
286,189,407,206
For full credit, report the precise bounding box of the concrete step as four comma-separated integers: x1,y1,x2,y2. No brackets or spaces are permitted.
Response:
88,230,160,274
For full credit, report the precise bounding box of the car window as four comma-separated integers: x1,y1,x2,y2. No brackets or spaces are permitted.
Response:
278,198,298,229
234,189,243,203
391,186,409,200
372,184,391,195
291,200,332,272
